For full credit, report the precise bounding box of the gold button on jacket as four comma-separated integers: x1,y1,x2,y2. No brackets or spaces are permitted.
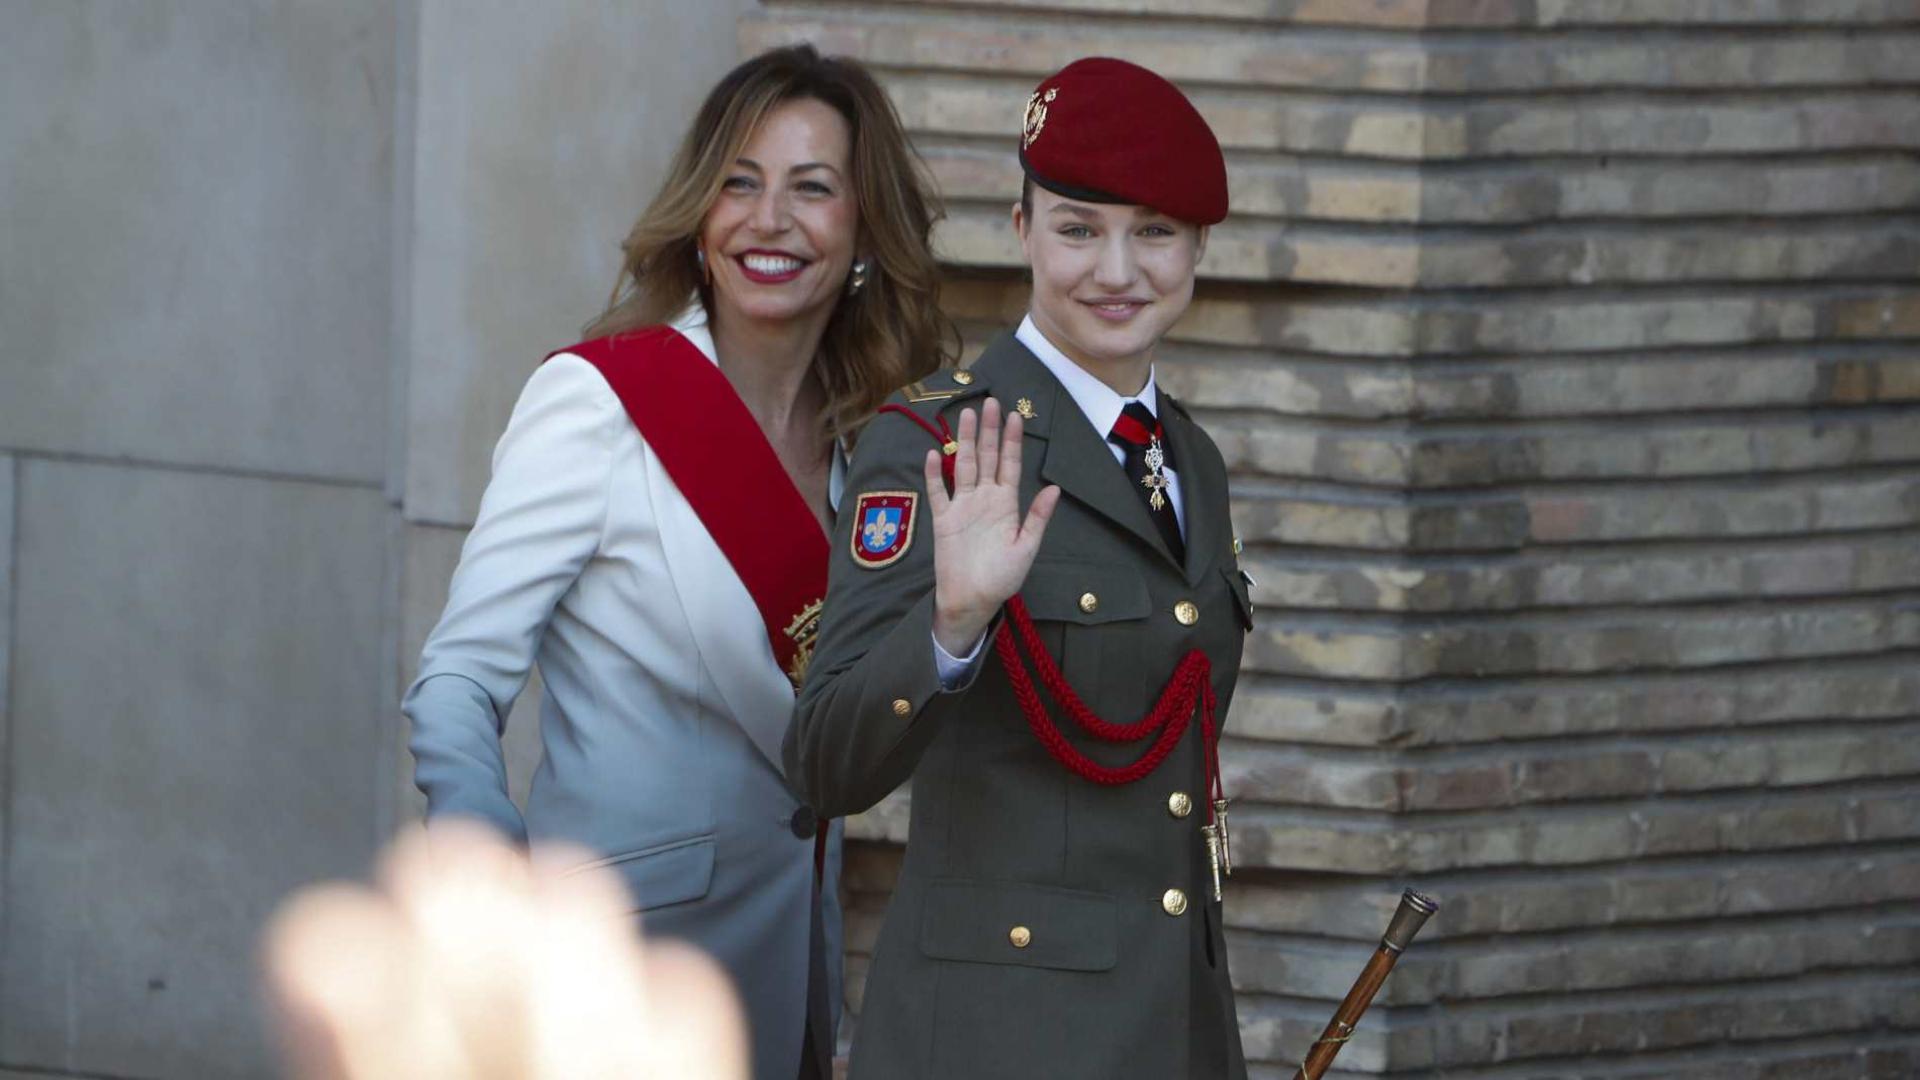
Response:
1162,889,1189,916
1168,791,1193,818
892,698,912,717
1078,592,1099,614
1173,600,1199,625
1008,925,1032,949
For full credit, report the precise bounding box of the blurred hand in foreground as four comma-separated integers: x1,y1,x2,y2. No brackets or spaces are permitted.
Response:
262,821,748,1079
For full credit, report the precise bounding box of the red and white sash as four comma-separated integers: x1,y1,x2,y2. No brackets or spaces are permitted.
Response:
551,326,829,690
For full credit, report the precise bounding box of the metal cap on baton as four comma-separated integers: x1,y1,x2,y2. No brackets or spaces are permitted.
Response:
1292,889,1439,1080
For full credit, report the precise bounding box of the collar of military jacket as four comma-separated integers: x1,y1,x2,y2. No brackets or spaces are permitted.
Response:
974,335,1195,577
894,335,1224,585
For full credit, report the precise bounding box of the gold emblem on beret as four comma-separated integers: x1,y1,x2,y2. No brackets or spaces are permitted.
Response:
1022,87,1059,150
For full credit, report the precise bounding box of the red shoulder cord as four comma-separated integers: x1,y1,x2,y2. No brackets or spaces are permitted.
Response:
877,403,957,488
877,402,1224,828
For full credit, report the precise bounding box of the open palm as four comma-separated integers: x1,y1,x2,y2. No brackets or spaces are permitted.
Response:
925,397,1061,654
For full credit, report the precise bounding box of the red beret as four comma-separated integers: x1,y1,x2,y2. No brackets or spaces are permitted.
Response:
1017,57,1228,226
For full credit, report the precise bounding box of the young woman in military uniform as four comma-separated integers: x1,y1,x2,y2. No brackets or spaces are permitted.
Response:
787,57,1255,1079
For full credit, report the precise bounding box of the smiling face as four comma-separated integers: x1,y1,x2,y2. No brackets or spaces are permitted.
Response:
1014,184,1206,390
699,97,859,333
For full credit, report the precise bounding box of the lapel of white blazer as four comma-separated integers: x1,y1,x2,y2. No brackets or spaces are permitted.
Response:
649,309,804,778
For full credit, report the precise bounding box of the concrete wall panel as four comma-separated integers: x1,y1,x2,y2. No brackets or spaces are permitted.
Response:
0,454,11,869
0,2,395,482
402,0,750,526
0,454,12,722
0,460,389,1078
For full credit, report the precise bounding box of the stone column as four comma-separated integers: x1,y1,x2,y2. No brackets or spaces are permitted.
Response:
744,2,1920,1074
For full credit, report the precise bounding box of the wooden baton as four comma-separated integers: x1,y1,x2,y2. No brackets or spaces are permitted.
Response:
1292,889,1439,1080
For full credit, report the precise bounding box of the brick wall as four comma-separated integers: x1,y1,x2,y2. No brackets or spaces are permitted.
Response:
744,2,1920,1075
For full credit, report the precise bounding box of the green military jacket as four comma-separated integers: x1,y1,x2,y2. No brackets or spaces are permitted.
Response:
787,332,1253,1079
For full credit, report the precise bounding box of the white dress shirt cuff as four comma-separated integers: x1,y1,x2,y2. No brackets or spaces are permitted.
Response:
932,628,989,691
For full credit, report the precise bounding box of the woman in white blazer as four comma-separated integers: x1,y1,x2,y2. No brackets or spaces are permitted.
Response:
404,45,953,1080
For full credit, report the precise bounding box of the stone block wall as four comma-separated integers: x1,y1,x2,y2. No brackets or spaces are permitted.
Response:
5,3,1917,1075
742,2,1920,1075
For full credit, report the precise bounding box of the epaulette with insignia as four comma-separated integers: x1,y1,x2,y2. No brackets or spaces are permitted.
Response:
877,369,986,492
898,368,986,407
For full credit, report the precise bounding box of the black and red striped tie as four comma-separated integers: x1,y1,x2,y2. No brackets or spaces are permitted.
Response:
1108,401,1184,562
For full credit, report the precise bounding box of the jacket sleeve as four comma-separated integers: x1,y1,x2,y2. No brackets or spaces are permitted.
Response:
403,355,621,842
786,404,977,818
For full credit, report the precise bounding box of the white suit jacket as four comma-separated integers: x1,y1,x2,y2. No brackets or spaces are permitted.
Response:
405,308,844,1080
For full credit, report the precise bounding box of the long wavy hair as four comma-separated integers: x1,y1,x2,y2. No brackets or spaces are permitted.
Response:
584,45,955,440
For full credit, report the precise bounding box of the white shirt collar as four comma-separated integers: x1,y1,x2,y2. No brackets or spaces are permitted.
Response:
671,302,717,364
1014,315,1159,441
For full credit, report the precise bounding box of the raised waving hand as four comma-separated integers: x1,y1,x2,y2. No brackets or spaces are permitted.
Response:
924,397,1062,655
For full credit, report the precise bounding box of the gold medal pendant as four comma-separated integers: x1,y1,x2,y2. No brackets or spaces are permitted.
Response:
1142,436,1170,511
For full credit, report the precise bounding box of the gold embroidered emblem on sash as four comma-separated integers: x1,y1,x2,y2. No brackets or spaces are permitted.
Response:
784,598,825,686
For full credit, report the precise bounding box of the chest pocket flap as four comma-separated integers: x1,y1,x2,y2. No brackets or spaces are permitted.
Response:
1019,559,1150,625
920,879,1117,972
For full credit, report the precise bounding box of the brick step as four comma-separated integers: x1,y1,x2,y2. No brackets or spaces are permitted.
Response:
1289,1034,1920,1080
1226,469,1920,552
922,142,1920,224
1134,344,1920,423
882,70,1920,159
936,203,1920,286
797,0,1920,30
1201,407,1920,487
943,278,1920,356
1242,592,1920,680
1240,530,1920,613
1233,969,1920,1069
1235,779,1920,873
1219,719,1920,812
746,11,1919,92
1233,847,1920,942
1228,652,1920,747
1230,908,1920,1003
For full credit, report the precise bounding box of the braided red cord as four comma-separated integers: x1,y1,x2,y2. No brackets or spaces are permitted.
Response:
997,595,1221,820
877,404,956,490
872,406,1225,816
